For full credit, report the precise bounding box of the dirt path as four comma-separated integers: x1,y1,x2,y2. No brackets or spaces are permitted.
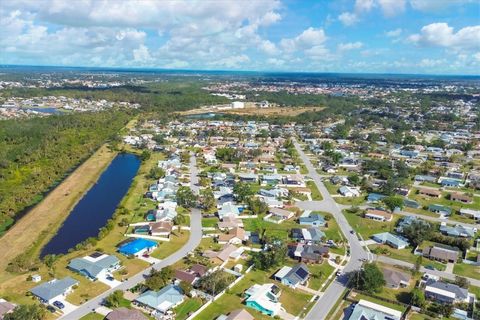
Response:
0,144,117,271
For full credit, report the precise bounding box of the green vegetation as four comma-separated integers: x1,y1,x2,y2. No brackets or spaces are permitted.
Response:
0,111,131,230
79,313,105,320
453,263,480,280
174,298,203,320
3,304,46,320
306,181,323,200
350,263,386,294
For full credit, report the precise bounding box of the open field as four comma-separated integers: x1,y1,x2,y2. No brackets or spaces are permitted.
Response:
0,144,117,272
179,104,324,117
343,211,400,239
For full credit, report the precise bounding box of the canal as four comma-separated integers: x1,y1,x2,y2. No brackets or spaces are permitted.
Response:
41,153,141,257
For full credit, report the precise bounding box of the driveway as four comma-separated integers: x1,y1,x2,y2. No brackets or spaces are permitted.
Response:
54,298,77,315
97,273,122,288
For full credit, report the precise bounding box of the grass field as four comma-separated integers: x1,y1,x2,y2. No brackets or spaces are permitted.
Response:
335,195,367,206
308,262,335,290
79,313,105,320
151,230,190,259
174,297,203,320
343,211,399,239
323,181,339,195
453,263,480,280
307,181,323,201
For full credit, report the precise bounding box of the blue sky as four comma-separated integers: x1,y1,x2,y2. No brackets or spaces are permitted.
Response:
0,0,479,74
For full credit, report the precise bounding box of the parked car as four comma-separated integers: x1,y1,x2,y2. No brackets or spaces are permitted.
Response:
53,301,65,309
425,265,436,271
106,275,115,281
46,306,56,313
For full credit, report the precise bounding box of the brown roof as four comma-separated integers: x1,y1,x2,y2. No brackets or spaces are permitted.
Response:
450,193,473,202
269,207,293,218
190,264,207,277
0,300,15,318
419,188,441,196
106,307,148,320
217,244,238,262
218,227,245,242
425,246,459,262
175,270,197,284
365,209,392,220
382,268,411,288
150,221,173,233
225,309,255,320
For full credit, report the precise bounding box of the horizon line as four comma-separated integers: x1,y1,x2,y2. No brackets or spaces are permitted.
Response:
1,63,479,78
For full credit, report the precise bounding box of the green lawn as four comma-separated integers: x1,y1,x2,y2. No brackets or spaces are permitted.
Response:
79,313,104,320
343,211,399,239
409,188,480,212
453,263,480,280
351,293,406,312
243,215,300,241
308,262,335,290
369,244,446,271
307,181,323,201
323,181,339,195
151,230,190,259
175,298,203,320
202,217,219,228
335,195,367,206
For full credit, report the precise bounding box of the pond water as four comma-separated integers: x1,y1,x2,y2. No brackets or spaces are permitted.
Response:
40,153,141,257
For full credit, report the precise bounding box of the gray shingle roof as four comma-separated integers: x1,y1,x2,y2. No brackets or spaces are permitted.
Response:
30,277,78,301
68,254,119,278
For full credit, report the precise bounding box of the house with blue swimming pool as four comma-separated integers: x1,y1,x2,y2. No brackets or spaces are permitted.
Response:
244,283,282,316
118,238,157,257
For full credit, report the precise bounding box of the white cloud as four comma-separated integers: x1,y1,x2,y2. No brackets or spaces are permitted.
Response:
259,40,278,55
164,59,189,69
267,58,285,66
338,12,359,26
280,27,327,52
338,41,363,51
133,45,153,64
385,28,402,37
377,0,406,17
355,0,376,12
408,23,480,51
209,54,250,69
418,58,446,67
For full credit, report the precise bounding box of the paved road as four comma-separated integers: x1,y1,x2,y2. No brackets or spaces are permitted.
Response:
61,155,203,319
292,139,368,320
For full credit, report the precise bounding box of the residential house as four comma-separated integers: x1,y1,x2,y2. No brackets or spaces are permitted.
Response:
118,238,157,257
273,263,309,288
460,208,480,221
244,284,282,316
404,199,420,209
424,280,471,304
269,207,294,221
365,208,393,222
423,244,459,263
238,173,258,183
134,284,184,314
298,212,326,227
382,268,411,289
106,308,148,320
0,299,15,319
289,243,329,264
428,204,452,216
217,227,247,245
216,309,254,320
396,216,430,233
282,174,305,187
218,202,240,220
441,179,461,188
450,193,473,204
68,252,120,281
204,244,244,264
347,299,402,320
367,193,387,203
291,228,325,243
440,225,476,238
371,232,409,249
419,188,441,198
218,216,243,230
150,221,173,237
339,186,360,197
174,264,207,286
30,277,79,304
415,175,437,183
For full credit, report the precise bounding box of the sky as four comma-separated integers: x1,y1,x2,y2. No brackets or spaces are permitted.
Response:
0,0,479,74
